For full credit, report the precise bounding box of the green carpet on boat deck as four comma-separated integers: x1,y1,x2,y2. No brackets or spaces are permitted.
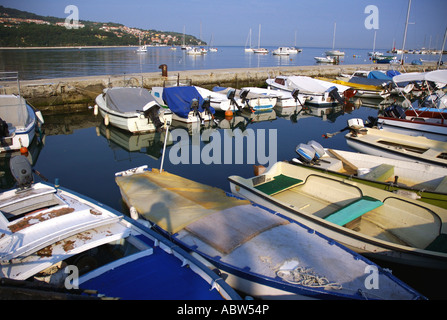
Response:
254,174,303,195
425,234,447,253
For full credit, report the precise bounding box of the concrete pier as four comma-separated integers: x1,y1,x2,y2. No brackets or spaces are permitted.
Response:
0,63,440,112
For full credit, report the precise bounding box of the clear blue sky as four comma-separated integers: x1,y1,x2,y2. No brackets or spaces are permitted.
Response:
2,0,446,49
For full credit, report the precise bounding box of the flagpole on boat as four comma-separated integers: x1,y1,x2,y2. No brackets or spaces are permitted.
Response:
160,119,170,172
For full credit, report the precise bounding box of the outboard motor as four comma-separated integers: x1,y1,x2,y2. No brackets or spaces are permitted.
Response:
200,97,214,115
10,155,34,190
327,86,345,104
383,104,406,119
307,140,325,160
143,103,163,132
239,89,250,105
0,118,9,139
226,88,242,111
295,143,316,164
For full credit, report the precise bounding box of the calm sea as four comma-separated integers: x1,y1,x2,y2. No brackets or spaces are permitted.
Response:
0,46,444,299
0,45,438,80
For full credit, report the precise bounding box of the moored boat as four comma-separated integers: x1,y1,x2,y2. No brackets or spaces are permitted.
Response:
213,86,277,112
94,87,171,134
150,86,215,123
228,160,447,270
0,156,240,300
375,104,447,142
115,166,425,300
292,140,447,209
0,72,44,153
266,75,353,107
345,118,447,167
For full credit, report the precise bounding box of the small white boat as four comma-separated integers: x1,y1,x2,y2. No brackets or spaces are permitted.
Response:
151,86,215,123
272,47,296,55
0,94,44,153
345,118,447,167
266,76,352,107
213,87,277,111
0,156,240,300
94,87,172,134
115,166,425,300
253,48,269,54
0,72,44,154
241,87,305,108
325,50,345,56
293,140,447,209
314,56,337,63
186,47,204,55
229,160,447,270
136,45,147,53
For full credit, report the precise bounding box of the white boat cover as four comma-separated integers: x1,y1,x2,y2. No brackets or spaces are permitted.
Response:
105,87,159,114
0,95,33,129
393,70,447,85
285,76,349,94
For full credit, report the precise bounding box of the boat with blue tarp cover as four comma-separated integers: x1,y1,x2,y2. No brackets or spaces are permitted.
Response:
0,156,240,300
115,166,425,300
151,86,215,123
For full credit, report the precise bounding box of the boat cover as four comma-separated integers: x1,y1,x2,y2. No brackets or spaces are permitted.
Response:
393,70,447,84
105,87,159,114
0,95,33,129
367,71,392,80
162,86,215,119
285,76,349,94
115,169,249,234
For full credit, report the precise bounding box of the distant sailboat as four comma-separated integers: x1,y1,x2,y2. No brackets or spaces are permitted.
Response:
253,24,269,54
325,22,344,56
245,28,254,52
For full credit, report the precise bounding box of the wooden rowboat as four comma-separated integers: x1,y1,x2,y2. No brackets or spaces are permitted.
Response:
229,161,447,270
345,118,447,167
292,141,447,209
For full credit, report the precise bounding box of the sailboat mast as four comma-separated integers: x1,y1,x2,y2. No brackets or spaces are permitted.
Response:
332,22,336,50
438,27,447,70
401,0,412,64
258,24,261,48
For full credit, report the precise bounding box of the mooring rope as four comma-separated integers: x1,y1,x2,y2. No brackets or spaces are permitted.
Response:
276,266,342,290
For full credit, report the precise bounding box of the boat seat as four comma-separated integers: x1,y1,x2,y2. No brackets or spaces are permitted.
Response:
324,196,383,226
254,174,303,195
362,164,394,182
435,176,447,193
425,233,447,253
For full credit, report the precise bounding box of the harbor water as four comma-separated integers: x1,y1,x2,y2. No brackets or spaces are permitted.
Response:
0,45,440,80
0,46,445,299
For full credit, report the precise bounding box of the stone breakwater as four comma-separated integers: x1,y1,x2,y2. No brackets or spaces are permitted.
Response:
0,64,439,112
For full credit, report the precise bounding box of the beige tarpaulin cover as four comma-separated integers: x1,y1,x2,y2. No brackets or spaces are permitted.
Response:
115,169,251,234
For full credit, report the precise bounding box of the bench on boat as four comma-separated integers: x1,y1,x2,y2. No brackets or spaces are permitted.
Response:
324,196,383,227
253,174,303,196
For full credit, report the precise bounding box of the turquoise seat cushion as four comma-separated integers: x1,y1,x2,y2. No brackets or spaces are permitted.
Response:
325,196,383,226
